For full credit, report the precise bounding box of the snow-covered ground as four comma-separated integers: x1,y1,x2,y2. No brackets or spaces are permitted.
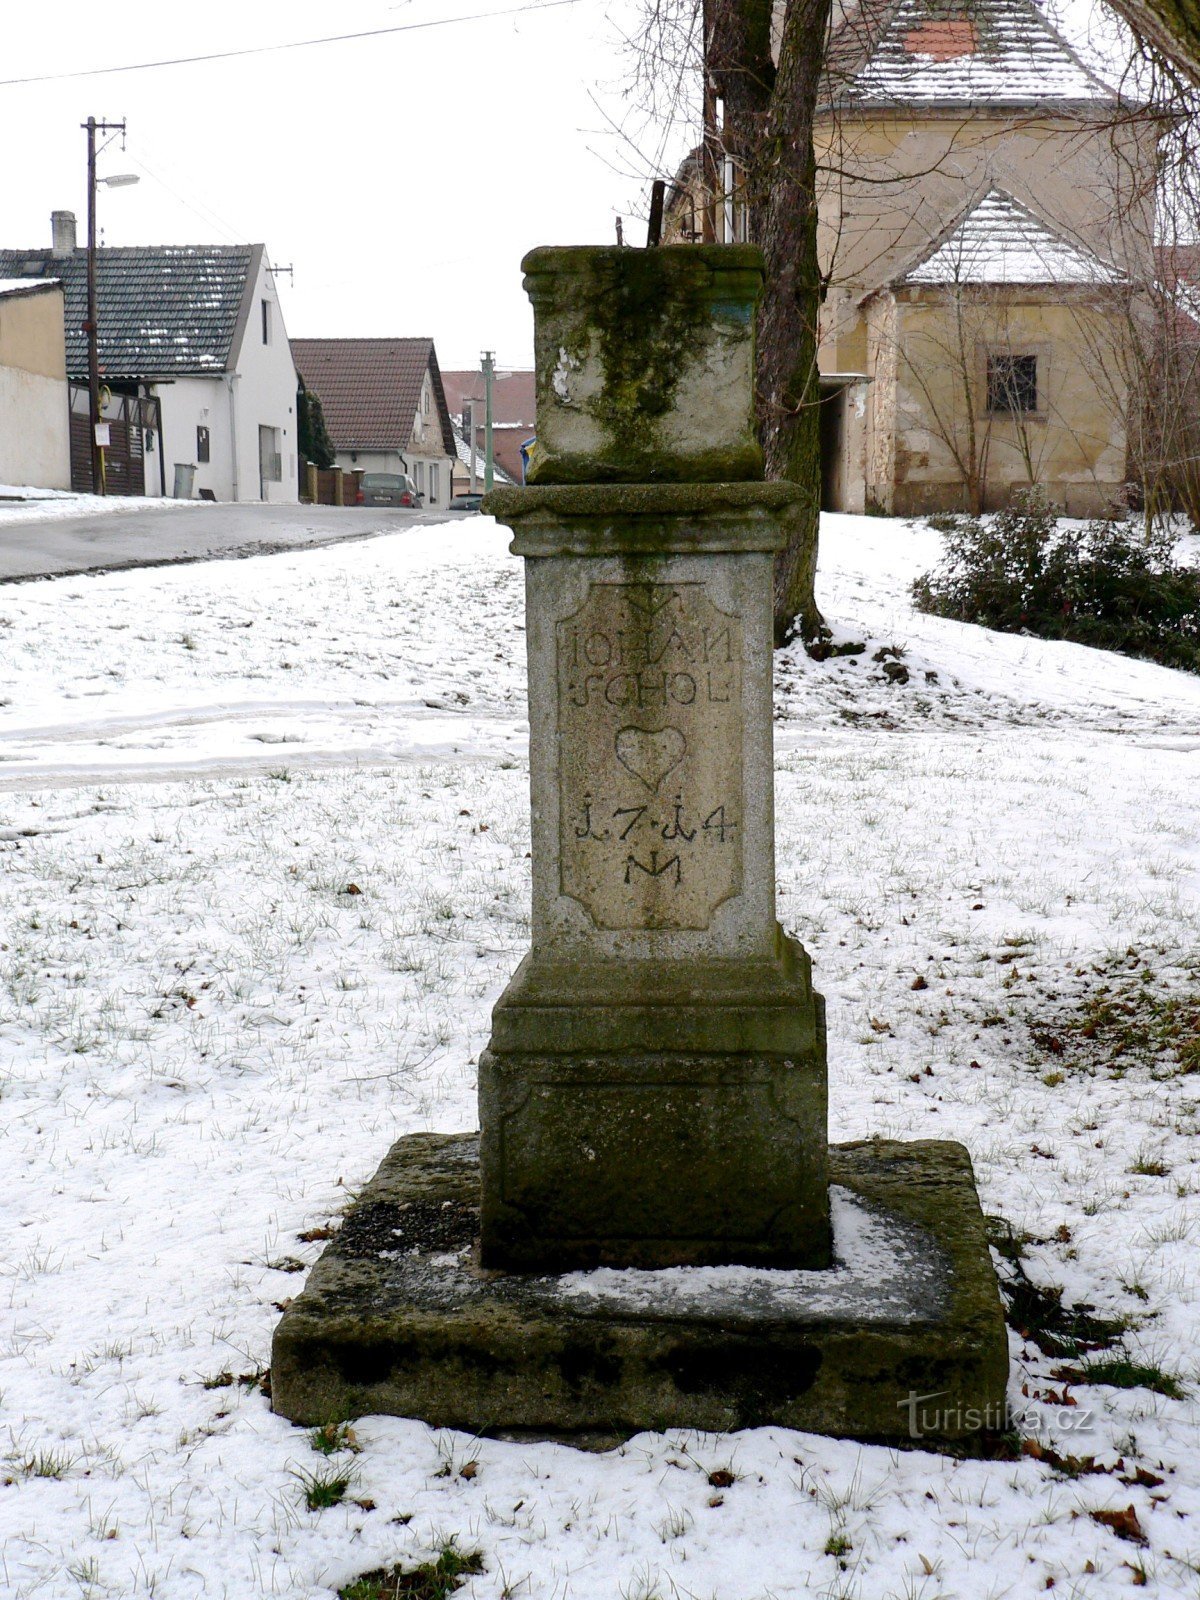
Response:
1,513,1199,1599
0,486,205,525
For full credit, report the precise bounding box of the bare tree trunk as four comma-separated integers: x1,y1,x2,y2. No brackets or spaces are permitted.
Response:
753,0,833,644
708,0,774,212
670,0,832,644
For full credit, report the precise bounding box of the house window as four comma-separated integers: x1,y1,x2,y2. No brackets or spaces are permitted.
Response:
429,463,439,504
987,353,1037,414
196,425,211,464
414,459,425,493
422,386,430,415
261,299,271,345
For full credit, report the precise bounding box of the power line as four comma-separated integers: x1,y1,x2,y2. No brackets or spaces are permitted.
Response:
0,0,582,88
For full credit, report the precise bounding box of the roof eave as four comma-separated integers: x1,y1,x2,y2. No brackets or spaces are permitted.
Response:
822,93,1120,114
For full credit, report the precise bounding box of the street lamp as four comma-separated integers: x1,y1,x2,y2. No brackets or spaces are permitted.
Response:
83,116,139,495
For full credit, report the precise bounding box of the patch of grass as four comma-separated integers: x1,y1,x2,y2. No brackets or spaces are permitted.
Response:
1002,1275,1128,1358
295,1464,353,1510
339,1545,484,1600
825,1532,853,1563
1031,967,1200,1080
987,1216,1128,1357
1129,1150,1171,1178
310,1421,361,1456
1057,1357,1188,1400
21,1449,75,1479
202,1367,268,1392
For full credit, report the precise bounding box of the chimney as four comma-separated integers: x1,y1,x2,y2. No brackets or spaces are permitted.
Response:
51,210,77,258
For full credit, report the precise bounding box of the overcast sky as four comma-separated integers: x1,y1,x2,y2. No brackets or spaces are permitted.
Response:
2,2,1134,376
1,1,692,371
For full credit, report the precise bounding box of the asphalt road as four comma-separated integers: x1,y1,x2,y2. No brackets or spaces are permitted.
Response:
0,502,464,582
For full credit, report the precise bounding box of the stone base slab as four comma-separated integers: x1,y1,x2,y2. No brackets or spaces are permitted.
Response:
271,1133,1010,1445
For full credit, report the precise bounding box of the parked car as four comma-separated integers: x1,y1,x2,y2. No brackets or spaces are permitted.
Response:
356,472,421,508
449,492,485,513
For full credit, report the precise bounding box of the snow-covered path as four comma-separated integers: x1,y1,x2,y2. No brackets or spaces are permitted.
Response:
1,515,1199,1599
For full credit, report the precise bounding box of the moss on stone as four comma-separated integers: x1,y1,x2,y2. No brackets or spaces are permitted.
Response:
484,481,802,520
521,246,765,485
271,1132,1010,1443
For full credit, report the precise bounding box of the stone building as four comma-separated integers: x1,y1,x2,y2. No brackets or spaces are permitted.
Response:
667,0,1159,515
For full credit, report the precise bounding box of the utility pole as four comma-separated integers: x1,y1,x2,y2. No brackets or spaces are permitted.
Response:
482,351,495,494
84,116,127,496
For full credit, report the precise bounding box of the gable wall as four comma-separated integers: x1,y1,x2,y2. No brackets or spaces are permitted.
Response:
228,255,299,502
404,368,454,510
881,290,1128,513
816,111,1157,333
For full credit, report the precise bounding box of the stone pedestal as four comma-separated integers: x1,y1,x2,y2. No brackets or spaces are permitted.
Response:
479,482,829,1270
271,244,1009,1445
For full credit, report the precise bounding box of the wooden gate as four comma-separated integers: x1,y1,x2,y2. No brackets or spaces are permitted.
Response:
69,385,161,496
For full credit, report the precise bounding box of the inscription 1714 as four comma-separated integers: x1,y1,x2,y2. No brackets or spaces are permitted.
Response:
556,582,744,930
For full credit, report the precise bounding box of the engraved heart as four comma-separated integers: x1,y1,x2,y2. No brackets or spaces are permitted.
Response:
615,725,687,792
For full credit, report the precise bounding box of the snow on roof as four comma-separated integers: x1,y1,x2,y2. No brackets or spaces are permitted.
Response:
897,189,1123,284
0,246,256,378
828,0,1115,106
454,431,516,485
0,277,59,297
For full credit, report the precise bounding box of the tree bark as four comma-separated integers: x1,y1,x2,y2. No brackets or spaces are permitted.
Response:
708,0,775,211
707,0,832,644
754,0,833,645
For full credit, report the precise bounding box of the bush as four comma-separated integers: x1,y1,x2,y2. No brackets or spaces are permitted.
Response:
912,490,1200,673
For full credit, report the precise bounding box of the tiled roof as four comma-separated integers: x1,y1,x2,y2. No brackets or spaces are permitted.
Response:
824,0,1115,106
0,245,256,378
292,338,457,455
441,368,536,428
896,188,1123,283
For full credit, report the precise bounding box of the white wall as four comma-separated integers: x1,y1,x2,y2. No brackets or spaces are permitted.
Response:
149,253,299,502
147,374,230,498
230,254,299,503
337,449,405,477
406,368,453,510
0,365,69,489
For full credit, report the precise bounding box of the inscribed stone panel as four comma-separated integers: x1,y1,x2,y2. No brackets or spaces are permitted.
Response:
556,581,743,930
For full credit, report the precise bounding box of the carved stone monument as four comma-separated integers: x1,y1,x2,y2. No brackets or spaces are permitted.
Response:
271,246,1009,1444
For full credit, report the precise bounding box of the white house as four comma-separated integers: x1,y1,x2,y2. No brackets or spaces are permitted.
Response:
0,215,298,501
290,338,457,511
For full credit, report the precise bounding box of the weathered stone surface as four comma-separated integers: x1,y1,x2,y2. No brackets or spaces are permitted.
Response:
484,482,804,556
271,1133,1011,1445
512,502,785,967
556,576,744,932
522,246,765,485
479,931,828,1269
478,1043,829,1270
479,484,830,1270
